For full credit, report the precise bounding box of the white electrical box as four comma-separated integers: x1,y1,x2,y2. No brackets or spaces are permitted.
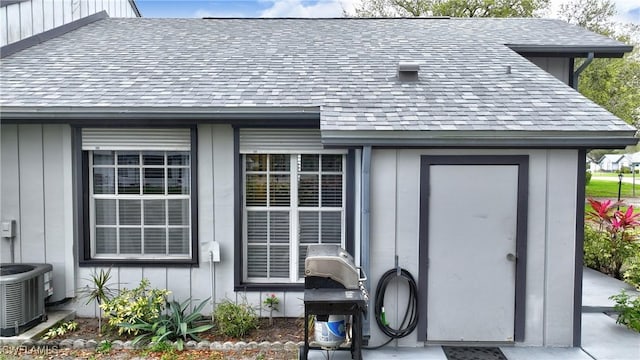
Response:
209,241,220,262
1,220,16,238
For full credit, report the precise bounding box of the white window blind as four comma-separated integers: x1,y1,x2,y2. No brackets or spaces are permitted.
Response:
243,153,345,283
90,150,191,260
82,128,191,151
239,129,329,154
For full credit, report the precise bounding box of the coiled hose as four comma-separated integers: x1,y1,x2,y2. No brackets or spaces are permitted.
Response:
366,267,419,349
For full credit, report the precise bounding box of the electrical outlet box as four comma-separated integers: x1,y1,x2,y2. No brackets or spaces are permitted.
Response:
1,220,16,238
208,241,220,262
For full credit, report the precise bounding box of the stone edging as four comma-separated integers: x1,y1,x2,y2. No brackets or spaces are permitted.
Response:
0,338,305,352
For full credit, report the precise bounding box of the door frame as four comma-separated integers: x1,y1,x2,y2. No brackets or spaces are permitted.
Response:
417,155,529,342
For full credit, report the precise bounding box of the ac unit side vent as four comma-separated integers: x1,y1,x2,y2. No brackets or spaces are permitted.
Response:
0,263,52,336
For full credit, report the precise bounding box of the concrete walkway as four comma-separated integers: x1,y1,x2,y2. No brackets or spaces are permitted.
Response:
581,268,640,360
582,267,638,312
306,268,640,360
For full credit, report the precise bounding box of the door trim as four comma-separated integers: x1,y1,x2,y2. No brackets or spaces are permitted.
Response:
417,155,529,342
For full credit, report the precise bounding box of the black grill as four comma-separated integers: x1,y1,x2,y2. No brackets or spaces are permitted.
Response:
300,244,368,360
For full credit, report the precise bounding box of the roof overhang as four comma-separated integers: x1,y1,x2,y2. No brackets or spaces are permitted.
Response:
3,106,636,149
508,44,633,58
321,130,638,149
0,106,321,125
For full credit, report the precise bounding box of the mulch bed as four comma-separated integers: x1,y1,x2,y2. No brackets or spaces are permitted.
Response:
10,317,305,359
51,316,305,343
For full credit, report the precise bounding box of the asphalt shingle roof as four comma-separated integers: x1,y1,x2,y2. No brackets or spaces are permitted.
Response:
0,17,636,138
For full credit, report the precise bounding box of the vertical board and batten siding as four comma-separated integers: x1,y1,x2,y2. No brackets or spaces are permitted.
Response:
368,149,578,347
526,57,571,85
0,124,75,300
0,0,138,47
74,124,303,318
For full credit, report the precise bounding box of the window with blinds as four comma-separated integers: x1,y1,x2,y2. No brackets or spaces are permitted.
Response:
89,150,191,259
243,153,345,283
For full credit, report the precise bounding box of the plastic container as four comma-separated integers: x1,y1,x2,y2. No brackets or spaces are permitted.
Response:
314,315,346,348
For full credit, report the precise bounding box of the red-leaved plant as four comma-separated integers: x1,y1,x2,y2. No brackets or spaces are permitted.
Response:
586,198,640,279
587,198,621,229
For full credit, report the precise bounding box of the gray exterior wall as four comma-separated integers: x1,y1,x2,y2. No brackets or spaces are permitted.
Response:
0,123,580,347
0,0,139,46
526,57,571,85
368,149,578,347
0,124,75,300
72,124,304,318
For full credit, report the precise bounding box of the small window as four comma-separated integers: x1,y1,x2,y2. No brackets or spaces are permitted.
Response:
243,153,346,283
78,128,196,265
89,150,191,260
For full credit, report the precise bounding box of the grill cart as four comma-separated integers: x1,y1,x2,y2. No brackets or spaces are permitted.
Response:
301,244,368,360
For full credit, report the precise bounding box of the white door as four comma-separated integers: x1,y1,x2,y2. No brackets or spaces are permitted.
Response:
426,165,518,342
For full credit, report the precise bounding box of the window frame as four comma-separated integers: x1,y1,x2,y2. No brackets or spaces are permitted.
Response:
242,153,347,284
89,151,192,260
77,126,198,267
234,128,355,290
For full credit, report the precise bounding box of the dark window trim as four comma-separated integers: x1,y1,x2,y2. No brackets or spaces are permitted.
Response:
345,149,356,256
235,283,304,292
76,125,199,267
417,155,528,343
233,127,355,291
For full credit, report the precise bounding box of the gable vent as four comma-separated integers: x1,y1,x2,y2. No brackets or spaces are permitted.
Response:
398,62,420,81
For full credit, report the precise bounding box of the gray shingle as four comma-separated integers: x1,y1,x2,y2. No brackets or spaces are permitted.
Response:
0,18,635,135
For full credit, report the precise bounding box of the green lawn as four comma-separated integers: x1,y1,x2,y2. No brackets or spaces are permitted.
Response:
592,171,639,177
586,179,640,198
592,172,622,177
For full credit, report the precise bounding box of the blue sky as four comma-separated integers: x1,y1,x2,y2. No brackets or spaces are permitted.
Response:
134,0,640,24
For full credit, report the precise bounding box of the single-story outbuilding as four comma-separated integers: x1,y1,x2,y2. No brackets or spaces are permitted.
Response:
1,14,637,348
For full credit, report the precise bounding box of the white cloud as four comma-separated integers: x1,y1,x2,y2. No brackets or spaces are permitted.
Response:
259,0,359,18
548,0,639,25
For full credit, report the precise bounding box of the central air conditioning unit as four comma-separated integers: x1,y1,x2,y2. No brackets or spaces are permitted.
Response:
0,263,53,336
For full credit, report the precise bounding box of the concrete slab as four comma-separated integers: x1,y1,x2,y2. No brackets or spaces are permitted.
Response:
582,267,638,311
581,313,640,360
500,347,592,360
305,345,447,360
306,345,600,360
0,310,75,345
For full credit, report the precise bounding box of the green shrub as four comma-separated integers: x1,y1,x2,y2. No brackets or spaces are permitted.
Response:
96,340,112,354
624,256,640,290
120,298,213,351
610,290,640,332
584,225,640,279
41,320,78,340
77,267,115,334
584,225,614,272
100,279,170,335
214,300,258,338
586,171,592,185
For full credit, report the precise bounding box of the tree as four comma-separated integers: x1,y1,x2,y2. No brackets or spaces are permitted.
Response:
351,0,550,18
557,0,615,36
579,53,640,127
558,0,640,127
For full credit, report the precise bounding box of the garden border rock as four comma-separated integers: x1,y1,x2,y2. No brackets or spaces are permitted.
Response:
0,337,304,353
